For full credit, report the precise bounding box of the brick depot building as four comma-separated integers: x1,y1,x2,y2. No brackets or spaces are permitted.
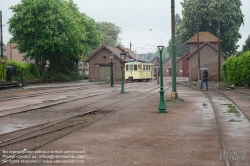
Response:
87,45,142,82
176,31,227,81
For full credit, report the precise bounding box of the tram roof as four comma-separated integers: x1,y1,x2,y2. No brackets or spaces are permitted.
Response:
125,61,153,65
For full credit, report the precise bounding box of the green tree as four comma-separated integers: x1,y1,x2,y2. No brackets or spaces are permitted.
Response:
152,48,169,60
96,22,122,47
8,0,101,80
242,34,250,52
177,0,244,55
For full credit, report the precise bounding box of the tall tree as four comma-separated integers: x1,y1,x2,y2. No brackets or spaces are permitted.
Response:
242,34,250,52
177,0,244,55
96,22,122,47
152,48,169,60
8,0,102,79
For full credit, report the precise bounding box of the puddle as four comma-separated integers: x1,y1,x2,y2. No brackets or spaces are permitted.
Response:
221,104,241,117
0,124,28,134
228,119,242,122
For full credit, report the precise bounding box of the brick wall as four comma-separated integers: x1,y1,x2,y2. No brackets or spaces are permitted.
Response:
189,45,225,81
88,49,122,82
163,58,172,77
4,43,26,62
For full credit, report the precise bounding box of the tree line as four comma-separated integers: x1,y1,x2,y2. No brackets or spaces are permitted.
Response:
6,0,250,83
8,0,121,81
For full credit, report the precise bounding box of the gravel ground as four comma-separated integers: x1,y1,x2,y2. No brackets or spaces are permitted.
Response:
1,78,250,166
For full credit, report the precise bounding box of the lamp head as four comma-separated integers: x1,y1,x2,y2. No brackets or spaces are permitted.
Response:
120,49,126,60
109,52,114,59
157,45,164,51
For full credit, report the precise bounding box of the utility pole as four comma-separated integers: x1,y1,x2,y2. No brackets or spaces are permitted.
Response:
197,23,201,83
171,0,178,99
10,42,12,60
35,32,37,67
0,11,3,59
217,0,222,86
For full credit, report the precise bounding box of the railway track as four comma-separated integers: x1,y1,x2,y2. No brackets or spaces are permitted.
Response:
188,83,250,166
0,82,154,117
0,82,158,138
0,82,171,165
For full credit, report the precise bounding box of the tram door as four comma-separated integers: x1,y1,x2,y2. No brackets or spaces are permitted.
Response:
138,65,142,78
99,66,110,81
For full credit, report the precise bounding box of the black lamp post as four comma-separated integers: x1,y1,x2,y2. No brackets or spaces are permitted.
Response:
120,49,127,93
157,46,167,113
109,52,114,87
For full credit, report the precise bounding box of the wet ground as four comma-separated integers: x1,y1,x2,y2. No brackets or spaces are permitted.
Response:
0,77,250,166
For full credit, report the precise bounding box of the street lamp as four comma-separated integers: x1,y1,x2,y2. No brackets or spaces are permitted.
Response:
120,50,127,93
109,52,114,87
157,46,167,113
156,59,159,84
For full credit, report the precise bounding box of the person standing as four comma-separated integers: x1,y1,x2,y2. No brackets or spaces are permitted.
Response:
200,70,209,91
6,69,12,82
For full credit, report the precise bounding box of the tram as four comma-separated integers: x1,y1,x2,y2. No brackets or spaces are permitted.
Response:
124,61,154,81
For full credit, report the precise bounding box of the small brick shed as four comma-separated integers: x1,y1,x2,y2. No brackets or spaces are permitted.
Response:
87,45,141,82
177,31,227,81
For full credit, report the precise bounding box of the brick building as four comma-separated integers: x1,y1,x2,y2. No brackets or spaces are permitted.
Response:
177,31,227,81
87,45,142,82
3,42,26,62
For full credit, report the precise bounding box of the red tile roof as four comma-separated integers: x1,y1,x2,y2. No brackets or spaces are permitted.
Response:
187,32,219,43
87,45,143,62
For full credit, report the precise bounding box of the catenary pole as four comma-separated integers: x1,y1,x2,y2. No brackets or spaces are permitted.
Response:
171,0,178,99
0,11,3,59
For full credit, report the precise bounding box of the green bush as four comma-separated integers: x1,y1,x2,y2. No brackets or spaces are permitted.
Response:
1,59,83,83
222,51,250,87
0,59,40,84
42,70,82,82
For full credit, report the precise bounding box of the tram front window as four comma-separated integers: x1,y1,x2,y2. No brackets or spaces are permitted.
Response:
129,65,133,70
134,65,137,71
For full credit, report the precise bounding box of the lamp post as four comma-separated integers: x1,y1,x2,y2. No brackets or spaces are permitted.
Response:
156,59,159,84
157,46,167,113
120,50,127,93
109,52,114,87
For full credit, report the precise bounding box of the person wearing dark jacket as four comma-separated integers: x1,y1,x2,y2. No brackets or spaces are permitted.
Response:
200,70,209,91
6,69,12,82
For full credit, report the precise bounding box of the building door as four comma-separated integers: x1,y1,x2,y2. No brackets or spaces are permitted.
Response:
182,59,189,77
168,68,172,76
99,66,110,81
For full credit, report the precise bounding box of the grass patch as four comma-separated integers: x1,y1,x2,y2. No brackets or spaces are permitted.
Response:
228,119,241,122
221,104,241,117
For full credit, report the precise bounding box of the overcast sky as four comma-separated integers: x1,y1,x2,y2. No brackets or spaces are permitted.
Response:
1,0,249,53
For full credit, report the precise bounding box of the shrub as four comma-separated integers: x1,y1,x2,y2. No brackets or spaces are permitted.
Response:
222,51,250,87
